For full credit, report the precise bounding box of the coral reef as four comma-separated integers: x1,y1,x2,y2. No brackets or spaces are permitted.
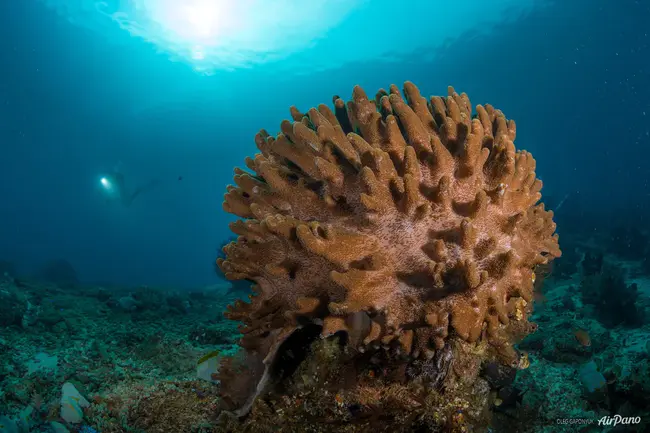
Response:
0,225,646,431
0,279,239,432
603,337,650,424
216,82,561,429
85,380,220,433
498,265,650,433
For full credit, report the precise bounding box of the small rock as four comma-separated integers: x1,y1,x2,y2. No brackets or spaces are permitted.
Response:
60,382,90,424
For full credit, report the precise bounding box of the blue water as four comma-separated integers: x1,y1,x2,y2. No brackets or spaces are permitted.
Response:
0,0,648,288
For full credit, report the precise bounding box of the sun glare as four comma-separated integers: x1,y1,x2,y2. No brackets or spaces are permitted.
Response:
104,0,367,71
39,0,546,74
183,3,219,38
147,0,235,44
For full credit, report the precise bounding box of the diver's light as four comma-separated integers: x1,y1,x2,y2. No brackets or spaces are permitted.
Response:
100,177,111,189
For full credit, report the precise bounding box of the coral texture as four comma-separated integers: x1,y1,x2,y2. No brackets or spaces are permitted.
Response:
217,82,560,415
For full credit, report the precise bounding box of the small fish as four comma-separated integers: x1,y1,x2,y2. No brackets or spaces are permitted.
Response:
197,350,220,365
574,329,591,347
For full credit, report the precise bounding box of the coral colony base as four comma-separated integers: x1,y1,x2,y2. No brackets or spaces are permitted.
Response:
216,82,561,432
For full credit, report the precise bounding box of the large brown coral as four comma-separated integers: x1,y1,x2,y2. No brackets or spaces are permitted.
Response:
217,82,560,416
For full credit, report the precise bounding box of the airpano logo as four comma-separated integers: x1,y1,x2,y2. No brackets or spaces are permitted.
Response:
598,415,642,426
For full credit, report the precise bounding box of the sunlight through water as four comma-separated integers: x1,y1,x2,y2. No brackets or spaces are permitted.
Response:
40,0,366,73
39,0,547,74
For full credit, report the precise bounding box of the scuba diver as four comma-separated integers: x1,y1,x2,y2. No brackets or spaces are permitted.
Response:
99,163,160,207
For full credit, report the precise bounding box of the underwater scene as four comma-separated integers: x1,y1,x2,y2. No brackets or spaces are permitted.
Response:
1,0,649,432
